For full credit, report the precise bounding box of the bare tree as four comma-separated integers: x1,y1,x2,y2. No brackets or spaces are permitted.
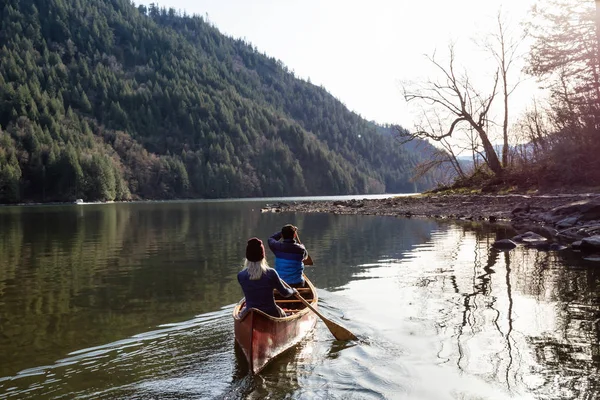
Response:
513,99,554,163
401,45,503,175
463,125,486,170
402,110,468,181
412,147,463,186
484,12,524,167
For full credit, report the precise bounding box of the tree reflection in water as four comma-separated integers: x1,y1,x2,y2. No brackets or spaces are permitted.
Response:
428,221,600,399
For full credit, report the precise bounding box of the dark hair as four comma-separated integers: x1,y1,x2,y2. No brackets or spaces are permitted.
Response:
281,224,297,240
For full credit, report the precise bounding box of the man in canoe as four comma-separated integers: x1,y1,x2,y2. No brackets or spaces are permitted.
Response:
237,237,298,318
268,224,309,288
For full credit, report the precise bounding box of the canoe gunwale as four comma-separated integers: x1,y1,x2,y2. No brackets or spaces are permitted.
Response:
232,298,311,322
232,275,318,322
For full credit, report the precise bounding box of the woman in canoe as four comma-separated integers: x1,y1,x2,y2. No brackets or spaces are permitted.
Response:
237,237,298,318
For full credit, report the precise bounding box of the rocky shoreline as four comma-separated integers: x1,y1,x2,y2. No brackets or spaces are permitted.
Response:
263,193,600,259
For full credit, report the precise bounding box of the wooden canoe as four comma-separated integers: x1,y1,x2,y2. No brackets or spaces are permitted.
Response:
232,275,318,374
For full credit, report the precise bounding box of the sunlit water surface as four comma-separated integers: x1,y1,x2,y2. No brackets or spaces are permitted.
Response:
0,199,598,399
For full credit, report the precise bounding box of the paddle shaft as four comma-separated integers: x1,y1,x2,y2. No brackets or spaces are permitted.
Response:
281,280,357,341
294,231,314,266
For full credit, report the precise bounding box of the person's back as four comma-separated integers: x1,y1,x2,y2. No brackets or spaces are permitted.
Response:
268,224,307,287
238,268,290,317
237,237,295,318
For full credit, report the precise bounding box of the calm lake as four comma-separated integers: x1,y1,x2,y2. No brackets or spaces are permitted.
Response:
0,198,598,399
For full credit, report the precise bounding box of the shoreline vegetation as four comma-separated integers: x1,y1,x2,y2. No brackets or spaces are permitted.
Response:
0,193,392,208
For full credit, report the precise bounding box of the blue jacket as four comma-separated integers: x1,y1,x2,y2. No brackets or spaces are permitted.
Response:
268,231,307,285
237,267,294,318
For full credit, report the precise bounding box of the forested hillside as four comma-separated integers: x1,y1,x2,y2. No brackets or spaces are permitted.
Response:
0,0,434,203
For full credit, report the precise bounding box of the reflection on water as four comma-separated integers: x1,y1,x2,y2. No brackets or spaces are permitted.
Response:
0,202,598,399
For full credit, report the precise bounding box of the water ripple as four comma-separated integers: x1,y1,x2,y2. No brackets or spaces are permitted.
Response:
0,306,235,400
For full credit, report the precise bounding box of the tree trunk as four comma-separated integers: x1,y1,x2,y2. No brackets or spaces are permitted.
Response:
474,124,503,175
502,69,509,167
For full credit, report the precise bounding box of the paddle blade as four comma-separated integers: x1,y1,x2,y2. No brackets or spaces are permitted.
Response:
322,318,358,341
296,294,357,341
285,276,357,341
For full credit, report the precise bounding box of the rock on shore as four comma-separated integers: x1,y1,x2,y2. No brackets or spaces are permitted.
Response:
263,193,600,257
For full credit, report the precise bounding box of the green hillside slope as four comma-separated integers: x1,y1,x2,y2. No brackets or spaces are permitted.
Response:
0,0,434,203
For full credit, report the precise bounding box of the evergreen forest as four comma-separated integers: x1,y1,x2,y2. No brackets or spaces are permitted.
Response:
0,0,435,203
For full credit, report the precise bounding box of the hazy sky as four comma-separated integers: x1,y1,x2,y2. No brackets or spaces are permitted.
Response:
138,0,538,129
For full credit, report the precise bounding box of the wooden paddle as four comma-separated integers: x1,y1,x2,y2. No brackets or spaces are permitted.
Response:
294,231,314,266
281,280,357,341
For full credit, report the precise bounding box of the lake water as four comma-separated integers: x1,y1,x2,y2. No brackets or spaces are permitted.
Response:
0,199,598,399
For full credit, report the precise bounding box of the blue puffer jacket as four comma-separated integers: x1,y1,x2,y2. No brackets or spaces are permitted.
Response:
268,231,307,285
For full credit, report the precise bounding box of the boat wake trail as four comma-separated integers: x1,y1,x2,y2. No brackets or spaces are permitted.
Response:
0,306,240,400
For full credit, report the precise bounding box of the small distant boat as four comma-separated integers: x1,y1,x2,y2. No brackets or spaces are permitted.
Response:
232,275,318,374
74,199,84,204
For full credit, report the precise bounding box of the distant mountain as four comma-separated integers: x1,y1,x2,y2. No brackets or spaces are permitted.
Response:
0,0,437,203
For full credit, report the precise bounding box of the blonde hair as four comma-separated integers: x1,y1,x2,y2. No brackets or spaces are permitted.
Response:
244,258,269,280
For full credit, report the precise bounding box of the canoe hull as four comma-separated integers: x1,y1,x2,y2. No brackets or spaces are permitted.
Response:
233,277,318,374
